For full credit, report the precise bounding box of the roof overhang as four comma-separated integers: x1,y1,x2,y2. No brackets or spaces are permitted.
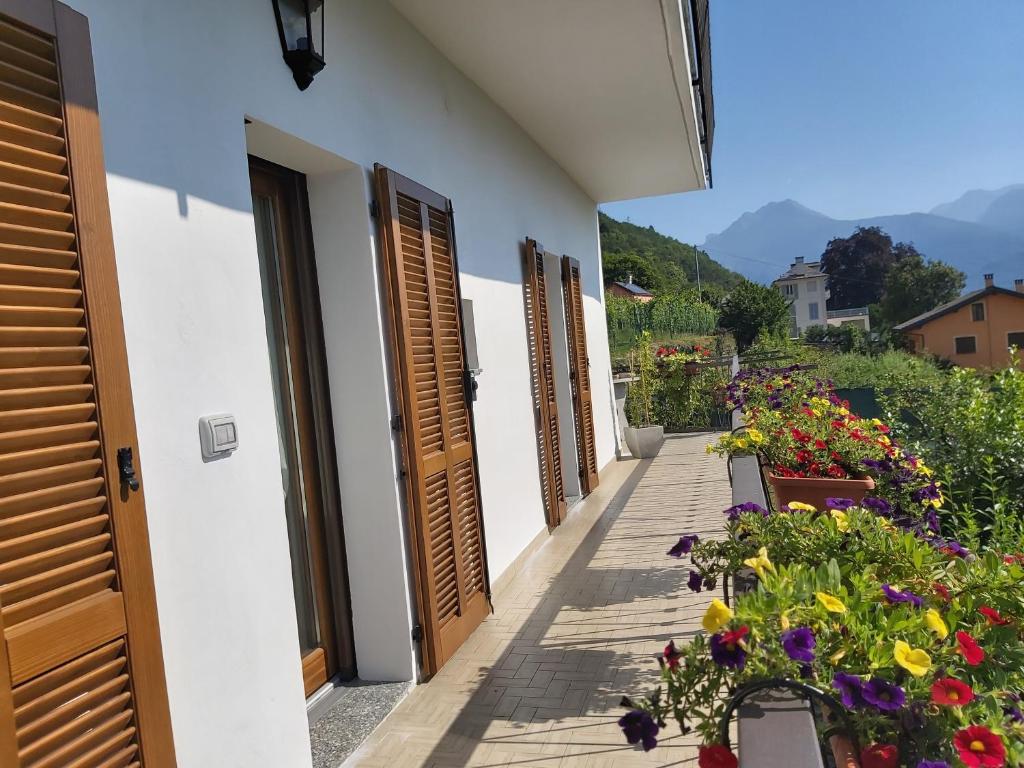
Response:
389,0,711,203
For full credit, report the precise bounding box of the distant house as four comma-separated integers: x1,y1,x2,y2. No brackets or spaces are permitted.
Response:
773,257,831,337
607,276,655,302
896,274,1024,368
826,307,871,331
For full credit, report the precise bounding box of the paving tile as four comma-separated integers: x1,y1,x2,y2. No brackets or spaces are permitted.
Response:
342,434,730,768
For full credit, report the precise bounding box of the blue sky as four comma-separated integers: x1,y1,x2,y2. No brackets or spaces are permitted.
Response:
603,1,1024,246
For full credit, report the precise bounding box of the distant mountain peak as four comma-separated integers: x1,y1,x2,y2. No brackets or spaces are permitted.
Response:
701,185,1024,287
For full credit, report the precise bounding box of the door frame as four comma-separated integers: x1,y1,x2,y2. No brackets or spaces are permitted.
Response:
249,156,356,692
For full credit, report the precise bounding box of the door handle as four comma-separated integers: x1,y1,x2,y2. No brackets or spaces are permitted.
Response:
117,446,140,491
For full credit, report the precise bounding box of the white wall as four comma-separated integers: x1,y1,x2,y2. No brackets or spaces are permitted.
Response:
64,1,618,766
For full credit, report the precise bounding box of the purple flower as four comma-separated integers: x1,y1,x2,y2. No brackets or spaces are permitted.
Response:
861,677,905,711
687,570,703,593
924,508,941,533
862,458,894,474
913,482,941,502
861,496,892,516
710,627,748,670
618,710,658,752
723,502,767,521
825,497,855,510
781,627,815,663
935,538,969,558
668,534,699,557
832,672,865,709
917,762,949,768
1005,706,1024,724
882,584,923,608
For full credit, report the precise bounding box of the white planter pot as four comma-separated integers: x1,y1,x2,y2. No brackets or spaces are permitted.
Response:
624,425,664,459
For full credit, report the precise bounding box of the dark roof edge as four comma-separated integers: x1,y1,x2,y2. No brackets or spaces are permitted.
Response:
895,285,1024,331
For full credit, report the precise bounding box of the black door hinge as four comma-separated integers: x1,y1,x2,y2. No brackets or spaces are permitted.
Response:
369,199,381,218
391,413,402,432
117,446,140,491
411,624,424,643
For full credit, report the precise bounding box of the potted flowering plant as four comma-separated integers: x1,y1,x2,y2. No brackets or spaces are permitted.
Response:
714,367,939,518
625,331,664,458
623,507,1024,768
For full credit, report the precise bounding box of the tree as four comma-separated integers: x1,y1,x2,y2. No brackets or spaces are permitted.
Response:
602,252,660,292
820,227,901,309
877,252,965,327
718,280,790,351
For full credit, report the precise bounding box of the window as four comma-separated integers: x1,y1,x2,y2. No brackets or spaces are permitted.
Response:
971,302,985,321
808,302,819,320
1008,332,1024,349
808,280,817,293
782,283,797,297
955,336,977,355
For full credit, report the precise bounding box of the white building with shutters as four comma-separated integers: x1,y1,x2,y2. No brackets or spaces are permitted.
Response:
0,1,714,766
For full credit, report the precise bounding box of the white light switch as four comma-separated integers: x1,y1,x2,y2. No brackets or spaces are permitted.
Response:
199,414,238,458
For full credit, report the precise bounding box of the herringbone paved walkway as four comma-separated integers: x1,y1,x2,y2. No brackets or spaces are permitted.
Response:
345,434,731,767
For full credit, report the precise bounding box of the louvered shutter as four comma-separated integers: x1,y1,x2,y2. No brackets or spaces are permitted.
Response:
522,239,565,528
0,4,175,766
374,165,489,676
562,257,599,493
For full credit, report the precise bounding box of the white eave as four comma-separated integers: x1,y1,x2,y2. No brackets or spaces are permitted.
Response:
389,0,709,203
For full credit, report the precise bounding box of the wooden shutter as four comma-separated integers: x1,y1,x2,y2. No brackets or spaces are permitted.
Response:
374,165,489,677
522,239,565,528
562,256,599,493
0,3,175,766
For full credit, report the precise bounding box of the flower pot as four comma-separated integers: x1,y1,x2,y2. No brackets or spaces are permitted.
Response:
624,425,664,459
767,474,875,512
830,733,859,768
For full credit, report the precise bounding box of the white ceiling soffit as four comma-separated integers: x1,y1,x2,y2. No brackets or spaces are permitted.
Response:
389,0,708,203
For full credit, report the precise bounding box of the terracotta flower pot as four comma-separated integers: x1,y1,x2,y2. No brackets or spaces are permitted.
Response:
768,474,875,511
830,733,859,768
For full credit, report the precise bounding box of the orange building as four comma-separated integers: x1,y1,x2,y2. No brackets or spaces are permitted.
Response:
896,274,1024,368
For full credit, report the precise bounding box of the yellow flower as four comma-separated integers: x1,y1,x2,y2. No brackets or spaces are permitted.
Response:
733,438,748,450
893,640,931,677
816,592,847,614
925,609,949,640
918,464,934,477
830,509,850,532
705,443,714,455
788,501,817,512
702,598,734,633
746,428,764,444
743,546,775,580
870,418,884,427
829,648,846,666
780,612,791,631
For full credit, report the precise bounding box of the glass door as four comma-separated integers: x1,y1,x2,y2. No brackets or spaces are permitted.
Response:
249,157,355,695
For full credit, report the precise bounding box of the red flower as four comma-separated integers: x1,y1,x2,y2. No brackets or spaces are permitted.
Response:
957,631,985,666
876,423,890,434
953,725,1006,767
860,743,899,768
698,744,738,768
979,606,1011,626
795,449,814,464
933,582,951,601
826,464,847,478
720,625,749,647
663,640,682,669
931,677,975,706
814,439,827,450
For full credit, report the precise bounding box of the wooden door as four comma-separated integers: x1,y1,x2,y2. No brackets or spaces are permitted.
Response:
0,3,176,765
562,257,600,493
374,165,489,677
523,239,566,528
249,158,355,696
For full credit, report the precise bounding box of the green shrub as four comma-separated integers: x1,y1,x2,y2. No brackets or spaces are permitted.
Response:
817,350,943,390
879,354,1024,547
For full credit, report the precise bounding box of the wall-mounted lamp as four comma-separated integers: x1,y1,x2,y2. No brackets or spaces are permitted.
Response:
271,0,326,91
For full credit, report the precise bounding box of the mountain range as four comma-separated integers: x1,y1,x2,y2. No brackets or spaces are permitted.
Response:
702,185,1024,288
